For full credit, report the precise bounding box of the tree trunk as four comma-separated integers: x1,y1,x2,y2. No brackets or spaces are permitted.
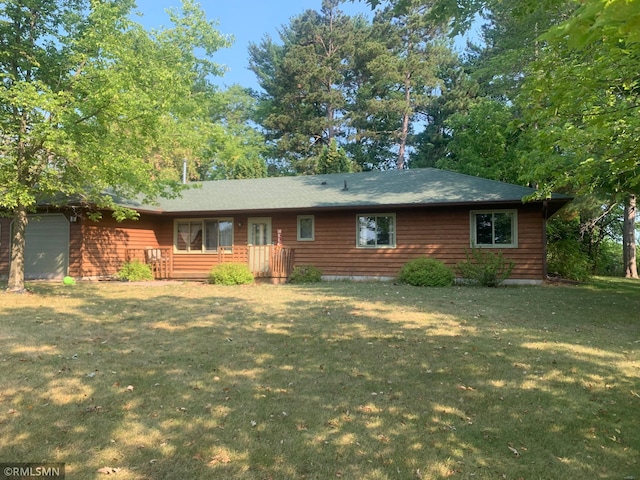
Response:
397,70,412,171
623,194,638,279
7,205,28,292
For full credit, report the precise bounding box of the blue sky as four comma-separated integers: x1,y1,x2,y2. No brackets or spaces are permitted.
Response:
133,0,374,90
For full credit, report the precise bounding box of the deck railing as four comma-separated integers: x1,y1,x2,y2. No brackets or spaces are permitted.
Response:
220,245,295,281
125,248,172,279
126,245,294,281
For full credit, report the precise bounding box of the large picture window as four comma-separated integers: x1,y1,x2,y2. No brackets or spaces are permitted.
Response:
175,219,233,253
471,210,517,248
357,214,396,248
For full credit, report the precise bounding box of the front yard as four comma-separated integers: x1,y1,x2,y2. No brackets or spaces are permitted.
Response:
1,279,639,479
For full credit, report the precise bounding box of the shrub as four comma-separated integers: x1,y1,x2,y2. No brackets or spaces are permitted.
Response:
547,239,591,281
398,257,454,287
117,260,154,282
456,248,515,287
208,263,254,285
288,265,323,284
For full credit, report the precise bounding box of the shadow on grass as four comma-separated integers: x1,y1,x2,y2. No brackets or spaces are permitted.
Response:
0,280,638,479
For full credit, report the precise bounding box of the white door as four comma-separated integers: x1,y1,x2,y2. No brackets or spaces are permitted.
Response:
248,217,272,273
23,214,70,279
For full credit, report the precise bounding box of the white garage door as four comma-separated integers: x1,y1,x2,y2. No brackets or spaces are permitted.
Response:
24,214,70,279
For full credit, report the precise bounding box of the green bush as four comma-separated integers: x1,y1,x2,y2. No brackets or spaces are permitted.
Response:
117,260,154,282
547,239,591,281
398,257,454,287
456,248,515,287
288,265,323,284
208,263,254,285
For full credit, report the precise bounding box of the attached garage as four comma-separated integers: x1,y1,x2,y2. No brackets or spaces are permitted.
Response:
24,214,70,279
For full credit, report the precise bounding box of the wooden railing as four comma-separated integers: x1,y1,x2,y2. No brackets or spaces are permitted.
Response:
126,245,294,282
269,246,295,280
125,248,172,280
219,245,295,281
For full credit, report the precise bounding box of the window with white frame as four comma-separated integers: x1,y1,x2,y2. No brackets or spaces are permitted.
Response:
357,214,396,248
297,215,315,241
470,210,517,248
175,219,233,253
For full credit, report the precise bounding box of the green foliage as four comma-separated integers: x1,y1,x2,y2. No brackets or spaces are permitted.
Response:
593,239,625,277
456,248,515,287
117,260,154,282
0,0,231,291
248,0,458,172
288,265,323,284
398,257,455,287
202,85,268,180
208,263,254,285
547,239,591,282
437,99,523,183
248,1,356,171
317,139,355,174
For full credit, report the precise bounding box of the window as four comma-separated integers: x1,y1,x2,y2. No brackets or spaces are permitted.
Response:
297,215,315,241
357,214,396,248
470,210,517,248
175,219,233,253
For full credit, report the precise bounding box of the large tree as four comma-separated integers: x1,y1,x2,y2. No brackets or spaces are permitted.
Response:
0,0,231,292
519,0,640,278
366,0,454,169
249,0,359,173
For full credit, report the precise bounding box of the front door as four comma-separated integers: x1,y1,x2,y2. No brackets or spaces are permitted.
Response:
248,217,272,274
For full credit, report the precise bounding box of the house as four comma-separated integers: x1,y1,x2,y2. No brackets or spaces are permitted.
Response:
0,168,571,284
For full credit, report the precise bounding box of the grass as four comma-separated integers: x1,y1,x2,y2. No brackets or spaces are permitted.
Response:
0,278,639,479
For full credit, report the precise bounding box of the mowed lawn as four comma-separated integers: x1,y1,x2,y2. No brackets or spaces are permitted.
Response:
1,279,639,479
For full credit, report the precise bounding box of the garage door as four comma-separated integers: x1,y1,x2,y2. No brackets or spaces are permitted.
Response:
24,214,70,279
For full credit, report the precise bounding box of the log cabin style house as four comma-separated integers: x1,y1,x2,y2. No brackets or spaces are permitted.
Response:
0,168,571,284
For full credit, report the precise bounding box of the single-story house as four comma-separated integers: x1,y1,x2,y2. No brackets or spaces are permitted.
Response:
0,168,571,284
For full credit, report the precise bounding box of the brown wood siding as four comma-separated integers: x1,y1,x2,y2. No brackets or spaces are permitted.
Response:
162,206,545,281
4,205,547,282
73,214,164,278
277,206,545,280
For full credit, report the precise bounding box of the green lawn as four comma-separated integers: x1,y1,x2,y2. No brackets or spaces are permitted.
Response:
1,279,639,479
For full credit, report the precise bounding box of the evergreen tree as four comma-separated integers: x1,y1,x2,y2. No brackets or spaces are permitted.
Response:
249,0,360,173
366,0,455,169
317,139,357,174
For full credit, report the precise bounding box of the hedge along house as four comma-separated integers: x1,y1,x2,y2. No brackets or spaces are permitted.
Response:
0,168,571,284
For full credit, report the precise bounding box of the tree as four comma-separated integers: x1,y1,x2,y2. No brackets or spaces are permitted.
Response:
410,59,478,168
436,99,523,183
0,0,232,292
317,138,357,173
200,85,268,180
249,0,359,173
366,1,454,169
361,0,638,277
520,0,640,278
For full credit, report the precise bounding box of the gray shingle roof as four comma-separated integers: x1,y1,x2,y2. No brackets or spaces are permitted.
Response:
131,168,570,214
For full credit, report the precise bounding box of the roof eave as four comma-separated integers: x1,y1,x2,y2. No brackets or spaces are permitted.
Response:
140,197,566,217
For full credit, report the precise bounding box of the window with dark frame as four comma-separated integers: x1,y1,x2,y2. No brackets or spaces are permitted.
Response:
471,211,517,247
